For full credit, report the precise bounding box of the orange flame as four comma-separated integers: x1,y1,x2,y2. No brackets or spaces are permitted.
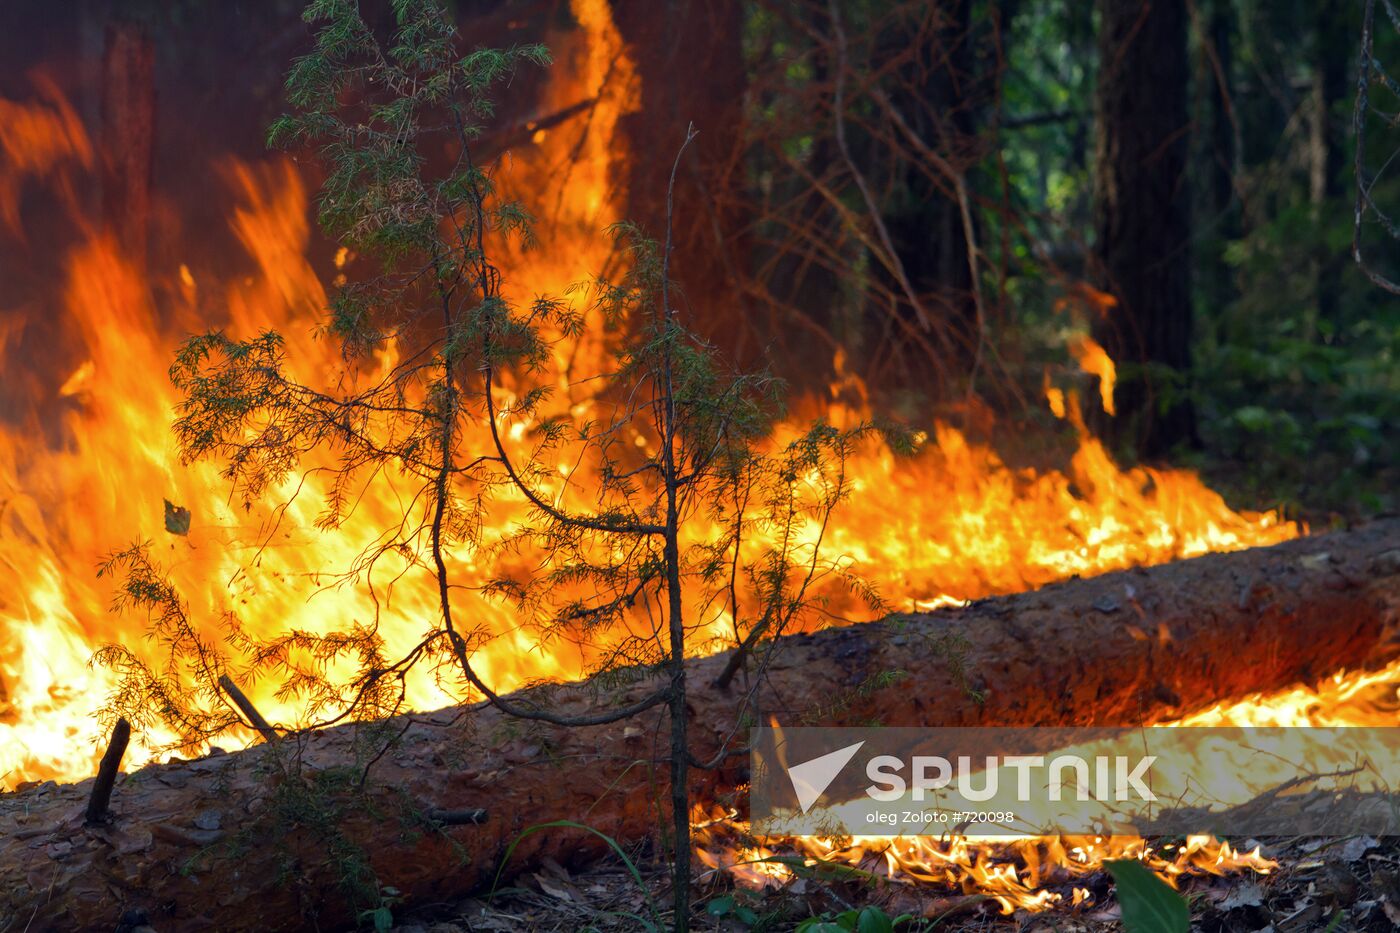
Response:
698,653,1400,913
694,822,1276,915
0,16,1299,788
0,76,92,235
1068,334,1117,416
0,11,1333,915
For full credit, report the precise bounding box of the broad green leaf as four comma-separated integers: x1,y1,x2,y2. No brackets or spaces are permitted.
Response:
856,906,894,933
1106,860,1189,933
706,895,735,917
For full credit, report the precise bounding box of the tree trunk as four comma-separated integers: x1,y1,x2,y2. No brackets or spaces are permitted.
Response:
611,0,753,361
1312,0,1352,327
1092,0,1195,458
100,19,155,269
4,521,1400,931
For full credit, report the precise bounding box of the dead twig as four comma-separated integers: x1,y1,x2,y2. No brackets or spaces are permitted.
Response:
84,717,130,824
217,674,279,744
826,0,934,333
425,807,489,826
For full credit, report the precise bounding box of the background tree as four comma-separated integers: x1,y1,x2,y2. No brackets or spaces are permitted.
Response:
611,0,754,363
1092,0,1196,458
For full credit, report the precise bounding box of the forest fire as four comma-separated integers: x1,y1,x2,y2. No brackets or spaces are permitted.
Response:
2,2,1396,930
0,73,1306,920
0,18,1301,792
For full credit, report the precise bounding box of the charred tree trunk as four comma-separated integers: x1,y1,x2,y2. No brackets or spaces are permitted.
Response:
100,19,155,269
1092,0,1195,458
4,522,1400,931
611,0,752,360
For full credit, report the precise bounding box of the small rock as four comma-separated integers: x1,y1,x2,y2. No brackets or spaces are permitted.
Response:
114,827,154,857
115,907,149,933
1092,595,1120,613
194,810,223,831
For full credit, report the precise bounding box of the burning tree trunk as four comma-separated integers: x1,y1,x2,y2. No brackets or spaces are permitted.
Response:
3,521,1399,931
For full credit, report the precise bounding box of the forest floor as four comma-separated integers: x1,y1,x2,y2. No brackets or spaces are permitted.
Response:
384,834,1400,932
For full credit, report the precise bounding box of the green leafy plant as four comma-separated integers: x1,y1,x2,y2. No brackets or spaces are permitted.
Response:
704,893,761,928
1106,859,1190,933
796,905,914,933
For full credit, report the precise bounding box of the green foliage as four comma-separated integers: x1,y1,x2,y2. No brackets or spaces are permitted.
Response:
999,0,1096,235
795,906,915,933
1106,860,1190,933
987,0,1397,520
359,906,394,933
704,894,761,928
1194,183,1400,516
132,0,571,744
92,544,239,751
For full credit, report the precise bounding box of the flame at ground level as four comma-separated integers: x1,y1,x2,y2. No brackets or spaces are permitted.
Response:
0,11,1340,916
697,658,1400,914
695,823,1277,915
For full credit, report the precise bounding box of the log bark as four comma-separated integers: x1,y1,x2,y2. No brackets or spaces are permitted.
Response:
3,521,1399,931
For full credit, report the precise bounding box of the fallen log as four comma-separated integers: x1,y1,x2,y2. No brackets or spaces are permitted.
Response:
3,520,1399,931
